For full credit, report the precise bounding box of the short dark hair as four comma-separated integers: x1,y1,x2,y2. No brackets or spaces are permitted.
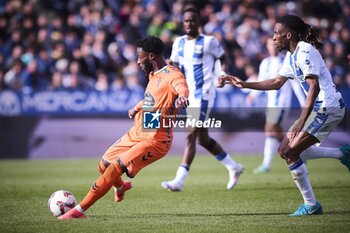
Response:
183,7,200,16
277,15,323,50
136,36,164,54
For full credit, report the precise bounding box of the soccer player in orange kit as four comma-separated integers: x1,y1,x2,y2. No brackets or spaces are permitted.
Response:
58,36,189,219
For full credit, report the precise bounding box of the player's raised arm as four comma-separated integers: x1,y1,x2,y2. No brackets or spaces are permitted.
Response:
223,74,288,91
171,74,189,108
174,82,189,108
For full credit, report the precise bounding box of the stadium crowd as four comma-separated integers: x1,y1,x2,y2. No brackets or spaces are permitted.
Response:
0,0,349,92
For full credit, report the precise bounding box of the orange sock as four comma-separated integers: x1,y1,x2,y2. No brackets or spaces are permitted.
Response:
80,163,122,211
114,176,124,188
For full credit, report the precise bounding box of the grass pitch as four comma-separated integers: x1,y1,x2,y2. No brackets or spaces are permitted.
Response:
0,155,349,233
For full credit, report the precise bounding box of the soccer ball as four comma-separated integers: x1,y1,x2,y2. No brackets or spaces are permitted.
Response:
48,190,77,217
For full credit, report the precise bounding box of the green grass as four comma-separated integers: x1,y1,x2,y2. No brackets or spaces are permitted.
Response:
0,155,349,233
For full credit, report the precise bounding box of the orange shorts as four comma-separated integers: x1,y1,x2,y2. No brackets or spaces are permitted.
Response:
102,133,171,178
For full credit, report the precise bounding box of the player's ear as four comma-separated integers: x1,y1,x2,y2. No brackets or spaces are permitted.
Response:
286,31,292,40
148,52,155,60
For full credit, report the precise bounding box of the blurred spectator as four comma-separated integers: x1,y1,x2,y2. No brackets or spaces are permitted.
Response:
79,43,98,79
4,60,23,90
0,70,5,90
22,59,41,92
147,11,167,37
49,71,64,91
62,60,93,90
95,70,109,92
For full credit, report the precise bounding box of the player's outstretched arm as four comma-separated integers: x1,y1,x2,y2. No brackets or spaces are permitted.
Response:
221,75,246,88
223,75,288,91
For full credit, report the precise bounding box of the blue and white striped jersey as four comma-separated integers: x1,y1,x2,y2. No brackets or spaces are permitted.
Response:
170,33,224,101
278,41,342,110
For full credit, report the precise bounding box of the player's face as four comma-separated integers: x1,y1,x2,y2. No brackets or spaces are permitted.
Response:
137,47,153,76
266,38,278,56
183,12,200,37
272,23,289,52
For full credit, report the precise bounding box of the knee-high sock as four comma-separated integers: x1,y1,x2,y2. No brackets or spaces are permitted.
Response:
300,146,343,161
289,160,317,206
262,136,279,169
215,152,238,170
114,176,124,188
173,164,189,185
80,163,123,211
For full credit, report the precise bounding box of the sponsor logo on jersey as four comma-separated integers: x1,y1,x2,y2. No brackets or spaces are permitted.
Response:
143,91,155,107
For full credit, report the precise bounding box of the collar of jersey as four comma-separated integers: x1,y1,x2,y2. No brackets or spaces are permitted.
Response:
152,65,168,76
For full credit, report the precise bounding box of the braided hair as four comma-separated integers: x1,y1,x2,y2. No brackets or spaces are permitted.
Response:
277,15,323,50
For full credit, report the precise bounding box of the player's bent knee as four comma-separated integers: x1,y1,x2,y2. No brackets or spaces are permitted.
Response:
97,158,111,174
281,149,300,163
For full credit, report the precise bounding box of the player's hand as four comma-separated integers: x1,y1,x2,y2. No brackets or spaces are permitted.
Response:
290,121,304,140
175,96,189,108
217,76,225,88
222,75,246,88
128,107,139,119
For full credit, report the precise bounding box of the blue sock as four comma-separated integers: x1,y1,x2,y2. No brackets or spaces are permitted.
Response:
180,163,189,171
215,152,227,161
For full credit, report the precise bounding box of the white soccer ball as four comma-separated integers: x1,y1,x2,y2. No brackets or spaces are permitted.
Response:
48,190,77,217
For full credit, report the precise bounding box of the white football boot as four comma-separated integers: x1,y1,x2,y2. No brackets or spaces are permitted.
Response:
161,180,184,192
227,163,244,190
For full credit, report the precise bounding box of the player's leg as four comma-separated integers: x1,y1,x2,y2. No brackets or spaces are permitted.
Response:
98,158,132,202
254,121,283,174
100,135,135,202
98,158,124,187
300,146,343,160
254,108,285,174
161,130,197,192
58,162,124,220
278,132,323,216
59,140,170,220
298,108,350,171
161,97,204,191
196,127,244,190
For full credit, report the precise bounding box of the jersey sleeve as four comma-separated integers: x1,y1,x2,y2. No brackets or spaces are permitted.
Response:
278,53,294,79
297,46,320,79
170,37,180,63
208,37,224,59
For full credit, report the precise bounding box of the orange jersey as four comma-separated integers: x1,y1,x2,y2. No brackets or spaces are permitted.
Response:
128,65,188,142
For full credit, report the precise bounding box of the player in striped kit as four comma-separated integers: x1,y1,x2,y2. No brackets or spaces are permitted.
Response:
161,7,244,192
247,38,306,174
223,15,350,216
